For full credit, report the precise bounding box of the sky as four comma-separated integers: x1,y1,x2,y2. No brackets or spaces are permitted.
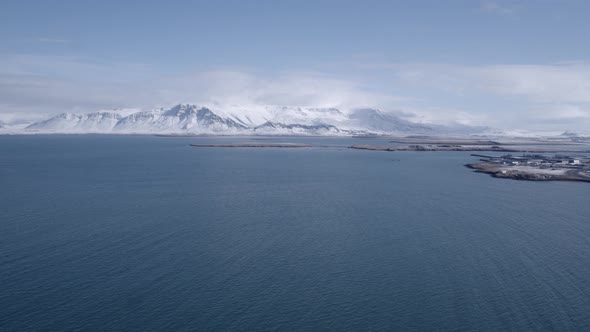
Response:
1,0,589,131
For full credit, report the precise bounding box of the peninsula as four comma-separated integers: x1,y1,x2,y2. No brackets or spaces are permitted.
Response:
466,154,590,182
348,142,590,183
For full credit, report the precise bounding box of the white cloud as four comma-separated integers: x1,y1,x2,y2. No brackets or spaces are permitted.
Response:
480,1,516,15
531,103,590,121
160,70,404,111
0,55,404,122
388,62,590,127
37,38,71,44
399,106,491,126
471,64,590,103
394,62,590,104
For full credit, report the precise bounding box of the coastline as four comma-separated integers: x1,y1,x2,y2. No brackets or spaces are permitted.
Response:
465,162,590,183
348,144,590,153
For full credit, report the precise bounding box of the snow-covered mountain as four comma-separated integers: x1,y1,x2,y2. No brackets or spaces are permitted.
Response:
112,105,247,133
559,130,590,138
22,104,490,136
26,111,123,133
347,108,434,134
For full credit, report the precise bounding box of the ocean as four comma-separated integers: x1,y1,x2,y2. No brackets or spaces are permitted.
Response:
1,135,590,330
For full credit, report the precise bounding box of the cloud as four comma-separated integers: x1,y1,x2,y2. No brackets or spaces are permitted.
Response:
388,62,590,126
480,1,516,15
0,54,401,122
530,103,590,122
164,70,404,110
345,59,590,129
37,38,71,44
395,106,491,127
468,64,590,104
0,54,157,121
395,62,590,102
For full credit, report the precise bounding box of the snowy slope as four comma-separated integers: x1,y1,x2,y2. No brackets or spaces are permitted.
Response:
344,108,433,134
26,111,123,133
113,105,247,133
560,130,590,138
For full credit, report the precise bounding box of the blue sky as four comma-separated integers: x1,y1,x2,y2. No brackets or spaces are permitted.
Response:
1,0,589,131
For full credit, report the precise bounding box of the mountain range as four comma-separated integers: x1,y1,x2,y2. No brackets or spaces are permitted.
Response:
19,104,495,136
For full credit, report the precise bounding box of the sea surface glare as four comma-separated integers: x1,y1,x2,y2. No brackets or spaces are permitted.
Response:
1,135,590,330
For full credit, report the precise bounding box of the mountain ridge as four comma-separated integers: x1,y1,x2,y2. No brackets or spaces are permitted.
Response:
21,104,494,136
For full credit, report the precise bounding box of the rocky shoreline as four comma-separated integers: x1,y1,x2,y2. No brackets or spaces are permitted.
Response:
465,163,590,183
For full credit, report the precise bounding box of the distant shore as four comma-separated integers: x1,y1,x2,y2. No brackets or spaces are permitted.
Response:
190,143,312,148
348,142,590,183
348,144,590,153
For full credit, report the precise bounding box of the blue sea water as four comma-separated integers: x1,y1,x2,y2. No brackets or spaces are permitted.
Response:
1,135,590,331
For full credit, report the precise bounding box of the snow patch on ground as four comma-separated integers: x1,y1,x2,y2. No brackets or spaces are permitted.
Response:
499,166,568,175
